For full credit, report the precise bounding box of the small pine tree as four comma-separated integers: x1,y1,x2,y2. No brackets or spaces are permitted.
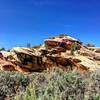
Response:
0,48,5,51
86,43,95,47
27,43,31,48
59,34,67,37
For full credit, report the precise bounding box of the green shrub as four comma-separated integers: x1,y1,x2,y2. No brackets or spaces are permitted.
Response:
15,68,86,100
0,71,29,99
0,68,100,100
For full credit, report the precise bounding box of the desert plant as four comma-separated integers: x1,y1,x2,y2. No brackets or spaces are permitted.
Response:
0,48,5,51
0,68,100,100
0,71,29,99
86,43,95,47
15,68,86,100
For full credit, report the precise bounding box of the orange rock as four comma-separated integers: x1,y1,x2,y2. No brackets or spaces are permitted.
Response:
0,65,16,71
15,66,30,73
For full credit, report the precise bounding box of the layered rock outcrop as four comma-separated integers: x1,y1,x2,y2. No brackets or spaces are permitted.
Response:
0,35,99,73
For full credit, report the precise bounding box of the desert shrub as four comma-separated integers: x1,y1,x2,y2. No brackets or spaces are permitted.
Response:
0,48,5,51
59,34,67,37
0,71,30,99
15,68,86,100
15,68,100,100
84,70,100,100
86,43,95,47
0,68,100,100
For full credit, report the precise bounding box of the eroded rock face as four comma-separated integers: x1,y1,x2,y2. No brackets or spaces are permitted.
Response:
88,47,100,53
0,35,99,73
74,56,99,71
94,54,100,60
42,56,90,73
0,59,17,71
0,47,45,72
95,49,100,53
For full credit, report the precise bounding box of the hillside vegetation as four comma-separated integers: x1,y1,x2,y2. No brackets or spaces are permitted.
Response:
0,68,100,100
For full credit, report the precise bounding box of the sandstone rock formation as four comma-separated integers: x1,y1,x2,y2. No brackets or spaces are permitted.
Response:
0,34,99,73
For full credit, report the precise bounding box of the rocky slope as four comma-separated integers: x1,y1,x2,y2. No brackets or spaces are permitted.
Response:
0,34,100,73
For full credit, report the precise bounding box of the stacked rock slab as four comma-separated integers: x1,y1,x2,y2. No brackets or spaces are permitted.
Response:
0,34,100,73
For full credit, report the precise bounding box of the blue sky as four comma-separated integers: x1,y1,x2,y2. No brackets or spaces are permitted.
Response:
0,0,100,49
